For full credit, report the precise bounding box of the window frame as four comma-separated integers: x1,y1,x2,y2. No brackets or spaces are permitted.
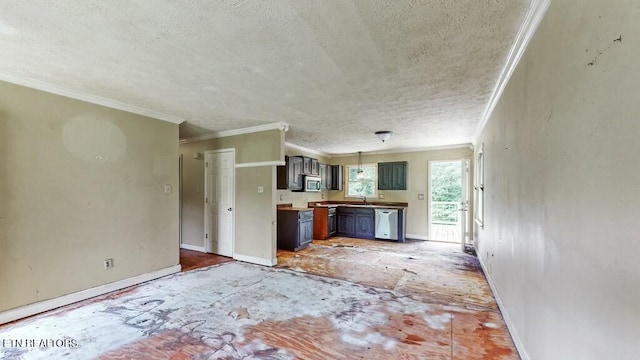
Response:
345,163,378,198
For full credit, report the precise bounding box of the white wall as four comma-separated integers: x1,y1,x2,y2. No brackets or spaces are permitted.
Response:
475,1,640,359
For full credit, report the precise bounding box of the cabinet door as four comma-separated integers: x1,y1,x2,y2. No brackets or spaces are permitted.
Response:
377,162,391,190
302,156,312,174
331,165,343,191
355,211,375,239
328,213,337,236
288,156,303,190
319,164,327,190
299,219,313,246
325,165,333,190
311,159,319,175
391,162,407,190
337,212,355,236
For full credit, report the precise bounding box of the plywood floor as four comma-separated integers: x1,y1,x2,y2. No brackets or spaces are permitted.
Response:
1,240,517,359
277,237,519,359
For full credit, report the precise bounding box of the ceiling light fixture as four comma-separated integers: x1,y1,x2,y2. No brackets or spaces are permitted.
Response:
375,130,393,142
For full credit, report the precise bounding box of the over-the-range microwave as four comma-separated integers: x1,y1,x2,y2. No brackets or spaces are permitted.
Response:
303,175,321,192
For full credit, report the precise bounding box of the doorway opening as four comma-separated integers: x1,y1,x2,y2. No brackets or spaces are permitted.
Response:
428,160,469,245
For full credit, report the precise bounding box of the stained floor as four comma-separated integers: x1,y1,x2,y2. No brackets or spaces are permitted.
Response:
276,237,519,359
0,240,518,359
180,248,234,271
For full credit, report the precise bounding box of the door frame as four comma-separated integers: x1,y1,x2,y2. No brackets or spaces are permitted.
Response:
427,159,470,247
204,148,236,257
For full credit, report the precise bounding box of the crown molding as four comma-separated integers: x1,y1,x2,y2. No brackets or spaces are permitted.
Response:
0,71,184,124
284,142,330,158
179,122,289,144
329,143,473,157
472,0,551,144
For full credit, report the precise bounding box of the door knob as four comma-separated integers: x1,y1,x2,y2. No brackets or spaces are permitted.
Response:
228,207,232,211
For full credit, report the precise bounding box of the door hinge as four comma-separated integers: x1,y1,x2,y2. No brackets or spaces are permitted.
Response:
205,233,208,239
206,162,209,168
205,197,208,204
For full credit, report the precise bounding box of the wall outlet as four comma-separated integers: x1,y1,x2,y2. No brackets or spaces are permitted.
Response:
257,186,264,194
104,258,114,269
379,193,385,199
164,184,172,194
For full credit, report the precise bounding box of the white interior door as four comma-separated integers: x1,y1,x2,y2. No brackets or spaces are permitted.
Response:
205,150,235,257
459,159,470,251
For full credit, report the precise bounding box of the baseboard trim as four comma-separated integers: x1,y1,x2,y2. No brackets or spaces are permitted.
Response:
180,243,206,252
0,264,181,325
233,254,276,267
406,233,429,241
477,254,529,360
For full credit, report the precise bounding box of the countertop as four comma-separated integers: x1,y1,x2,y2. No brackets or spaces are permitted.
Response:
276,203,313,212
278,207,313,212
308,202,407,210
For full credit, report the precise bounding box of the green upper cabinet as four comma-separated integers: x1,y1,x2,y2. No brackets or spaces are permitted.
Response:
378,161,407,190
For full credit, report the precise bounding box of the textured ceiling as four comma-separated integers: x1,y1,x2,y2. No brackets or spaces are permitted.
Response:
0,0,531,154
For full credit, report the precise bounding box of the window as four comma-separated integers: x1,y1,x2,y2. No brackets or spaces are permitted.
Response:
346,164,377,197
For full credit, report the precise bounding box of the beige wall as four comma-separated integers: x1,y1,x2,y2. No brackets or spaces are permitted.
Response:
328,148,473,239
179,130,283,263
475,1,639,359
0,81,179,312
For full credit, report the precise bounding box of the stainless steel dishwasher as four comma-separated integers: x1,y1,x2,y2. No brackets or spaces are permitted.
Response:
375,208,399,240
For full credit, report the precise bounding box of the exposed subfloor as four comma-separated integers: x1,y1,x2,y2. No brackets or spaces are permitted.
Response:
0,239,518,359
276,237,519,359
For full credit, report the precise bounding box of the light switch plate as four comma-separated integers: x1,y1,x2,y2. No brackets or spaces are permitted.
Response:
379,194,385,199
257,186,264,193
164,184,172,194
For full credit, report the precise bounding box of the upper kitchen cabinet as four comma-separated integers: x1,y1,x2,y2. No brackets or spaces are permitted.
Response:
378,161,407,190
302,156,312,174
277,156,304,191
330,165,343,191
311,158,319,175
319,163,332,190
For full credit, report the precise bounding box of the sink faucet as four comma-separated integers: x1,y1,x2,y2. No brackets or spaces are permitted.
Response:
360,196,367,205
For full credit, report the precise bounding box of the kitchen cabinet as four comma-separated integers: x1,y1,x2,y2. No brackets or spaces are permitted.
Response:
330,165,343,191
355,208,375,239
311,158,319,175
313,207,337,239
378,161,407,190
325,165,333,190
337,208,355,236
319,164,327,190
328,209,337,236
336,207,374,239
302,156,312,174
277,156,303,191
319,164,333,190
277,209,313,251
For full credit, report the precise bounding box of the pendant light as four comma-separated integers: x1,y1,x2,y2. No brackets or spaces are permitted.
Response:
356,151,365,179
